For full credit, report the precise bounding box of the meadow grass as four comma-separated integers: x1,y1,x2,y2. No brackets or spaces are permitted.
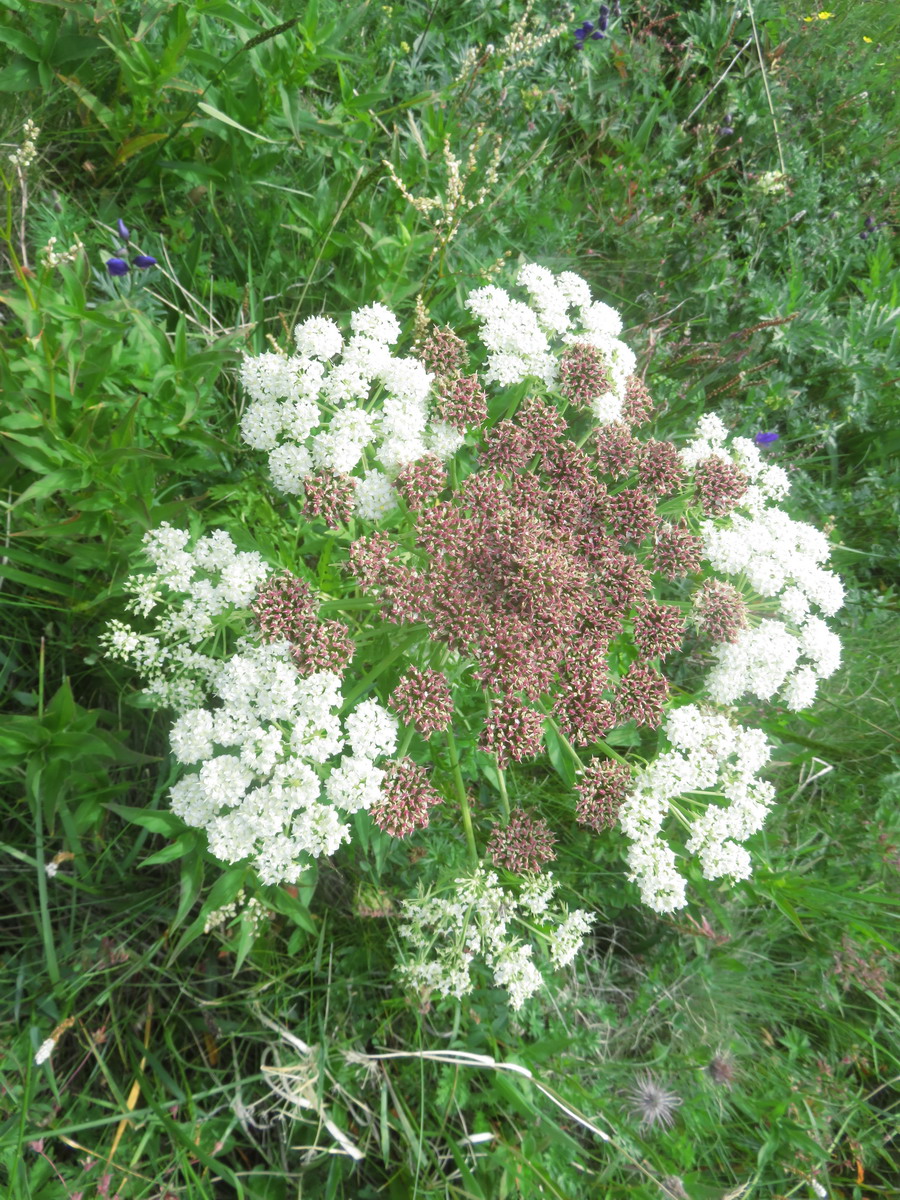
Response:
1,1,898,1196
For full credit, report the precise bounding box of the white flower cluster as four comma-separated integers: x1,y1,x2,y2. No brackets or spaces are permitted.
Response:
680,413,790,512
398,869,594,1009
466,263,636,422
679,417,844,710
169,643,398,884
203,888,272,935
619,704,775,913
34,1036,57,1066
101,524,270,709
239,306,465,517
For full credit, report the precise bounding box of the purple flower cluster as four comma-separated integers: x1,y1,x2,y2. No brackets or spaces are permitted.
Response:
106,217,157,277
574,5,610,48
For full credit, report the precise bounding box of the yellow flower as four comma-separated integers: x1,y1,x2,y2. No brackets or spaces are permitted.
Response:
817,10,834,17
863,35,873,42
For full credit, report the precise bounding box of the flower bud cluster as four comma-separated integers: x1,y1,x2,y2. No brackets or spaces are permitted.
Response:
9,118,39,168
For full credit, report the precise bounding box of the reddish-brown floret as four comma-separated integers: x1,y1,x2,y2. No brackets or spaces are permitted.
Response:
487,809,557,873
616,661,669,728
371,758,443,837
633,601,686,659
692,579,749,644
575,759,632,831
693,456,748,516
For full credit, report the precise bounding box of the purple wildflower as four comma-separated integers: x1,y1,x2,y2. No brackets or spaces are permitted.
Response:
117,218,131,241
106,257,129,277
574,19,604,47
133,255,157,268
753,431,780,446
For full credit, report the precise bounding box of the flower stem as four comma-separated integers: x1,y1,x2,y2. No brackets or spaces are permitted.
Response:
445,725,478,869
496,765,510,821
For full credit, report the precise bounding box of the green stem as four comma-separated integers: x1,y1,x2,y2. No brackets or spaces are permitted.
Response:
33,780,61,988
496,767,510,821
396,725,416,760
544,711,631,769
340,631,423,711
445,725,477,869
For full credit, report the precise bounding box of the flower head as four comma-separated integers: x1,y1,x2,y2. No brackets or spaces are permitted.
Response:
626,1073,683,1130
371,758,443,837
575,759,631,831
487,809,557,873
117,218,131,241
753,430,779,445
133,255,157,269
106,257,129,277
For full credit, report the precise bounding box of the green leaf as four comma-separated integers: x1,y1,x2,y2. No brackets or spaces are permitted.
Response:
197,101,284,143
141,832,198,867
106,804,187,836
170,865,248,958
542,722,576,787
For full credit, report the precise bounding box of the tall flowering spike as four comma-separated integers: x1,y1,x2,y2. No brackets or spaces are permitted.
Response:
693,456,748,516
616,661,669,727
558,343,611,410
371,758,443,837
487,809,557,873
434,372,488,431
393,456,447,510
633,600,686,659
303,470,356,528
416,325,468,376
693,579,749,644
575,759,631,831
481,695,546,767
388,667,454,739
620,375,656,427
